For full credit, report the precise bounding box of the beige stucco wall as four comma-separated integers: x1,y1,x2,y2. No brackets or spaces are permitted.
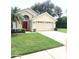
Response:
16,20,22,29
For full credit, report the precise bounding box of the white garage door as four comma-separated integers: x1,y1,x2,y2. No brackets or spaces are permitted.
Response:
35,22,54,31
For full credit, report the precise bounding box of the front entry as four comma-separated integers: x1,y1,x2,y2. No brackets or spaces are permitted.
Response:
22,21,30,31
22,15,30,31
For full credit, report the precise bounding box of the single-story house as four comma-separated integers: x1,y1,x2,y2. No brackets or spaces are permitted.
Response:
12,8,57,32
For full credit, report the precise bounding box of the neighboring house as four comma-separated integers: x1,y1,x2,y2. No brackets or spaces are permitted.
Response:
12,8,57,31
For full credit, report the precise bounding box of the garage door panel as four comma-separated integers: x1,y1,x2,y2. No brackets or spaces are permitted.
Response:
35,23,54,31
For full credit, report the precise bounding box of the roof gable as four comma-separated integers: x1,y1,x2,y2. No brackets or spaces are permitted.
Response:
32,12,57,22
20,8,39,16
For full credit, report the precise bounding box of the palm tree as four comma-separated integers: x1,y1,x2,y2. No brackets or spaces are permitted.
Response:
11,7,23,29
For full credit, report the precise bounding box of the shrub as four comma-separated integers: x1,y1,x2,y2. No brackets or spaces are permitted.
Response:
11,29,26,33
56,17,67,28
21,29,26,33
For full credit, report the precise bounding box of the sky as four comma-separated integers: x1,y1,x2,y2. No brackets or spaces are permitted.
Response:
11,0,67,16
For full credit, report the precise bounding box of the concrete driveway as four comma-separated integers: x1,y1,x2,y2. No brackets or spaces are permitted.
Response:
39,31,67,45
39,31,67,59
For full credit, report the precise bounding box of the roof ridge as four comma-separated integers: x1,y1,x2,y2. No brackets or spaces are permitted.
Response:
21,8,39,15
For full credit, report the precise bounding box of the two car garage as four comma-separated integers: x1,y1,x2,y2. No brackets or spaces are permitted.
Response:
32,12,57,31
32,21,55,31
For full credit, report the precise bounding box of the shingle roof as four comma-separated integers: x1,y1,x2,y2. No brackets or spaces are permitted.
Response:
32,12,57,22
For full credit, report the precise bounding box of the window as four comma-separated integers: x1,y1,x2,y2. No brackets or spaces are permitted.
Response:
23,15,29,20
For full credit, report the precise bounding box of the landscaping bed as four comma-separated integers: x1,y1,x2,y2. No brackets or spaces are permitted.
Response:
11,33,63,58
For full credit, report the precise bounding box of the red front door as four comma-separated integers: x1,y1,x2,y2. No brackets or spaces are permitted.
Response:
22,21,27,29
22,21,30,31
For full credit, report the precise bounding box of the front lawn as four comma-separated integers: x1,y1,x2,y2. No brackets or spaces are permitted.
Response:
11,33,63,57
58,28,67,33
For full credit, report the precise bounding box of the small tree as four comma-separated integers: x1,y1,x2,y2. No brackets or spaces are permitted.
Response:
56,16,67,28
11,7,23,28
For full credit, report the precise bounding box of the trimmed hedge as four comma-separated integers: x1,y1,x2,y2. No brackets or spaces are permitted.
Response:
11,29,26,33
56,17,67,28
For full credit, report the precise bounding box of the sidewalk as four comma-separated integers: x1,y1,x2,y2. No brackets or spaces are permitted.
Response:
12,46,66,59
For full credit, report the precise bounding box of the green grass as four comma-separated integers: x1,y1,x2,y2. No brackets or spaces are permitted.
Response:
11,33,63,58
58,28,67,33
